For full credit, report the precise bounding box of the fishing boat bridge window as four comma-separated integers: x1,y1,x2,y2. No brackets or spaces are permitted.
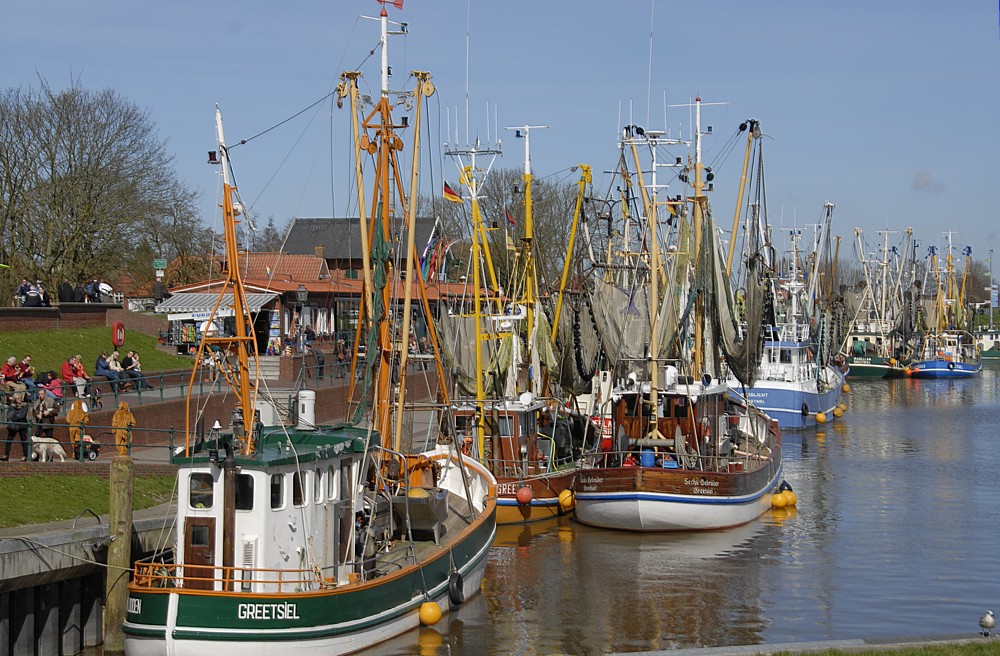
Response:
235,473,254,511
189,472,214,509
780,349,792,364
328,465,339,501
270,473,285,510
293,471,309,507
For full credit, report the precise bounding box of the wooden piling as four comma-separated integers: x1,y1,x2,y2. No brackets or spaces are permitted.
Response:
104,455,134,652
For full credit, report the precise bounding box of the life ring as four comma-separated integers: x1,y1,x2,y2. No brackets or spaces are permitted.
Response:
448,570,465,605
947,362,955,371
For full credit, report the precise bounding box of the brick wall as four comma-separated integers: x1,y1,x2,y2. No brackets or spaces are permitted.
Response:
2,372,438,467
0,305,166,336
0,461,176,478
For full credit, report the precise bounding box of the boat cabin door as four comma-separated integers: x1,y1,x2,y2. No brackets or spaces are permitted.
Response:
183,516,216,590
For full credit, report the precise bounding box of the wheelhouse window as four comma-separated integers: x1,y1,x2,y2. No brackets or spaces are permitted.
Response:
270,473,284,510
235,474,254,511
328,465,338,501
293,471,306,507
314,469,324,504
189,473,214,509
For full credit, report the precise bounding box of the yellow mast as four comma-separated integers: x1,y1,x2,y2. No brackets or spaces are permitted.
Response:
551,165,592,342
726,120,758,277
187,106,258,456
392,71,434,453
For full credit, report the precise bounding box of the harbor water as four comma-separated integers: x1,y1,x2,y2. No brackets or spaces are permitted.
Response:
368,363,1000,655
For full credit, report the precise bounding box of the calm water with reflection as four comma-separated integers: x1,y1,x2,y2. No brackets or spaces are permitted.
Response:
369,364,1000,655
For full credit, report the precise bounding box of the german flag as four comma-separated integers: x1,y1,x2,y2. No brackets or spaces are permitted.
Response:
443,181,462,204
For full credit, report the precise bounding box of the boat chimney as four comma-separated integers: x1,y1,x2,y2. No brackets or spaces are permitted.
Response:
297,390,317,430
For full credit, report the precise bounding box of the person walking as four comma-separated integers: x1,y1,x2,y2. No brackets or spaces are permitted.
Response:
2,395,31,461
112,401,136,457
66,398,89,460
32,384,60,440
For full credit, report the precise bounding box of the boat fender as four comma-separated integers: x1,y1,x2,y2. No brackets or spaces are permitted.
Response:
948,362,955,370
800,402,809,417
448,570,466,606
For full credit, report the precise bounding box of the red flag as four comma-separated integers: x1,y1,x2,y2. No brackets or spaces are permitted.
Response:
505,210,516,227
443,181,462,203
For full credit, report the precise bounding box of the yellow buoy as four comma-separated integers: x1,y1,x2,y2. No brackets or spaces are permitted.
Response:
419,601,442,626
785,491,798,506
815,412,828,425
839,403,847,413
418,627,443,650
832,407,843,418
558,489,575,511
842,382,851,394
772,492,788,508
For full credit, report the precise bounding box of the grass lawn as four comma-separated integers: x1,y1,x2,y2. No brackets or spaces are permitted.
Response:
2,325,190,376
0,474,176,528
775,645,1000,656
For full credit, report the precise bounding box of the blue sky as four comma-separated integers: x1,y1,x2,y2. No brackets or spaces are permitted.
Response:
4,1,998,263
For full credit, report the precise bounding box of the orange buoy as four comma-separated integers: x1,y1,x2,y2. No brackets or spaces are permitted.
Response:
816,412,828,425
772,492,788,508
785,491,798,506
515,486,534,505
419,601,442,626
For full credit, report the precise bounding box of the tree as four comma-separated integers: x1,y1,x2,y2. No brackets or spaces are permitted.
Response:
429,168,582,294
0,79,207,300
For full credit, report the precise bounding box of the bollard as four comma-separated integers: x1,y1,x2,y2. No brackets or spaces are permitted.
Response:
104,455,134,652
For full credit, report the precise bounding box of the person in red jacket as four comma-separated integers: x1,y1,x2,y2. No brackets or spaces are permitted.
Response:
61,354,91,398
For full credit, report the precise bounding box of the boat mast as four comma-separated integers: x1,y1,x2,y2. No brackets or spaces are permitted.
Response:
189,107,258,456
691,97,708,376
507,124,547,396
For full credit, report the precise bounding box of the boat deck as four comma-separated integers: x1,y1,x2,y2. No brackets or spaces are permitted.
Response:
367,490,475,577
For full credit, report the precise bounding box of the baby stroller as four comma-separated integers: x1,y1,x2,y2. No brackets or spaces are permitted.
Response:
85,382,103,411
75,434,101,461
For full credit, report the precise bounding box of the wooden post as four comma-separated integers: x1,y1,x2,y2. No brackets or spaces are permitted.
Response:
104,455,134,652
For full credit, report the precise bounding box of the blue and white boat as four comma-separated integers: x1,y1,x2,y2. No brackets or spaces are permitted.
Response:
907,237,982,379
728,318,846,429
907,331,981,378
726,233,846,430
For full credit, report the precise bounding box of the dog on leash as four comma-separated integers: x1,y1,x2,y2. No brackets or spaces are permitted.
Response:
31,436,68,463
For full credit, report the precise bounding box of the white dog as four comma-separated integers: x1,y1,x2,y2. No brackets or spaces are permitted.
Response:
31,436,68,463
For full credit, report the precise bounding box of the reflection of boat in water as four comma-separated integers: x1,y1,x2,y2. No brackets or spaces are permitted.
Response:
575,517,767,560
492,515,571,548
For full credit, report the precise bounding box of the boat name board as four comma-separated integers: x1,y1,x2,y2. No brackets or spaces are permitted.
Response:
497,482,526,496
237,602,301,620
128,597,141,614
686,477,720,495
577,475,603,492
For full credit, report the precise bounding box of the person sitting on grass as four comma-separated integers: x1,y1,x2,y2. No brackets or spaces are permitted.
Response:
61,354,91,398
95,351,121,393
121,350,153,390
